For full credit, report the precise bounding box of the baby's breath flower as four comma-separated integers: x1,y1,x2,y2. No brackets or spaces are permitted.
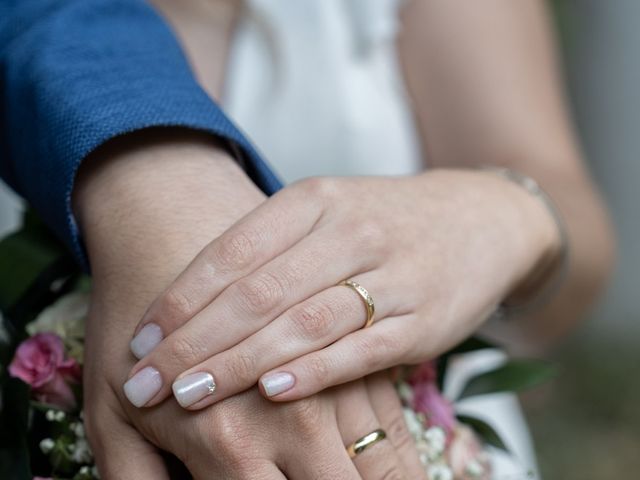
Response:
466,459,485,477
71,421,85,438
70,438,93,464
396,382,414,403
402,407,423,440
428,464,454,480
39,438,55,454
424,426,447,455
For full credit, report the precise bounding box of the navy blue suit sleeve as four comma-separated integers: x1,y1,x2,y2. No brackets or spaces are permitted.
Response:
0,0,282,270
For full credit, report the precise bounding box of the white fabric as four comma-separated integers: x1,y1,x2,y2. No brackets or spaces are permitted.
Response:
223,1,540,478
223,0,422,183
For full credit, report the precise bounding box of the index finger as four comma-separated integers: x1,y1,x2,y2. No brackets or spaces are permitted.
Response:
130,180,326,359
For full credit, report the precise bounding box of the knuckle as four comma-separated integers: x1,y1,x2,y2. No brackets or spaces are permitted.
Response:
157,288,194,321
304,355,332,386
285,397,326,436
297,177,339,200
213,230,257,272
199,412,255,466
223,352,258,387
356,334,403,371
352,217,386,251
289,301,336,340
235,271,286,315
166,334,208,365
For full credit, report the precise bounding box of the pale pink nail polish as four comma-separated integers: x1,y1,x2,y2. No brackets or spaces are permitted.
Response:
261,372,295,397
130,323,163,359
123,367,162,407
172,372,216,408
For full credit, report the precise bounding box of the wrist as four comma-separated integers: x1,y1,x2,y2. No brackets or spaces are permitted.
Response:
73,128,265,281
479,168,563,305
417,168,561,305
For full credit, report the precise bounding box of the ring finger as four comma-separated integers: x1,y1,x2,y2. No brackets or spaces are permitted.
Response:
124,230,377,408
171,272,396,409
366,371,427,479
336,380,409,480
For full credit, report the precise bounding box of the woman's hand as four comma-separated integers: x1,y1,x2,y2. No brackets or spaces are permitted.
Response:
126,169,560,408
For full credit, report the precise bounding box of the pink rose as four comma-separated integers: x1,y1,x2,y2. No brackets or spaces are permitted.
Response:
448,425,491,480
409,361,438,384
9,332,81,410
409,362,456,436
33,477,53,480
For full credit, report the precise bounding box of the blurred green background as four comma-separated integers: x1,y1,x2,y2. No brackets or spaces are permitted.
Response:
524,334,640,479
525,2,640,478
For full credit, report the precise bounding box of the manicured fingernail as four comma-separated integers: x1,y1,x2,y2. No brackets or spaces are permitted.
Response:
172,372,216,408
123,367,162,407
130,323,163,359
261,372,295,397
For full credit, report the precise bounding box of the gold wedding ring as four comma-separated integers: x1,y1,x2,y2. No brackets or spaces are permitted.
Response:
339,280,375,328
346,429,387,458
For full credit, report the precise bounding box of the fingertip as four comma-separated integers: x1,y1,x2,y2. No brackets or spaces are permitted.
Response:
123,366,163,408
260,371,296,399
172,371,217,409
130,322,164,359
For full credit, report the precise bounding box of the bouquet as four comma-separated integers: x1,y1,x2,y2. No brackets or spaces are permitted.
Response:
0,211,555,479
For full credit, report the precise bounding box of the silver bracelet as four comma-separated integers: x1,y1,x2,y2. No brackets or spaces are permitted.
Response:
482,166,570,320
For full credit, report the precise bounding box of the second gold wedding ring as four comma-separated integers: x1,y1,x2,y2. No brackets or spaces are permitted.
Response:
340,280,375,328
346,429,387,458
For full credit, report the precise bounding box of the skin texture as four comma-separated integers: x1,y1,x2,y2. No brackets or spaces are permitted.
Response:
127,169,560,409
397,0,615,349
75,130,425,479
75,0,615,476
123,0,615,408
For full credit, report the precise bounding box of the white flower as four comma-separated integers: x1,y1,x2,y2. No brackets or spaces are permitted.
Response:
70,437,93,464
27,291,89,361
397,382,414,404
27,291,89,336
403,407,424,440
424,426,446,455
46,409,67,422
466,459,485,477
39,438,55,454
72,421,85,438
428,464,453,480
79,466,90,475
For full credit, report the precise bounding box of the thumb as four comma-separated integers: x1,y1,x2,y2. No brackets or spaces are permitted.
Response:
92,420,171,480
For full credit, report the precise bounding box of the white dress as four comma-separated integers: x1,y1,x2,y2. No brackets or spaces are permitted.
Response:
223,1,541,478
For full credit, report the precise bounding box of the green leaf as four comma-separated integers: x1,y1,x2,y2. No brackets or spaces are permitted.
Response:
458,359,558,400
447,336,497,355
457,414,509,452
0,213,68,313
0,377,32,480
437,336,498,389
